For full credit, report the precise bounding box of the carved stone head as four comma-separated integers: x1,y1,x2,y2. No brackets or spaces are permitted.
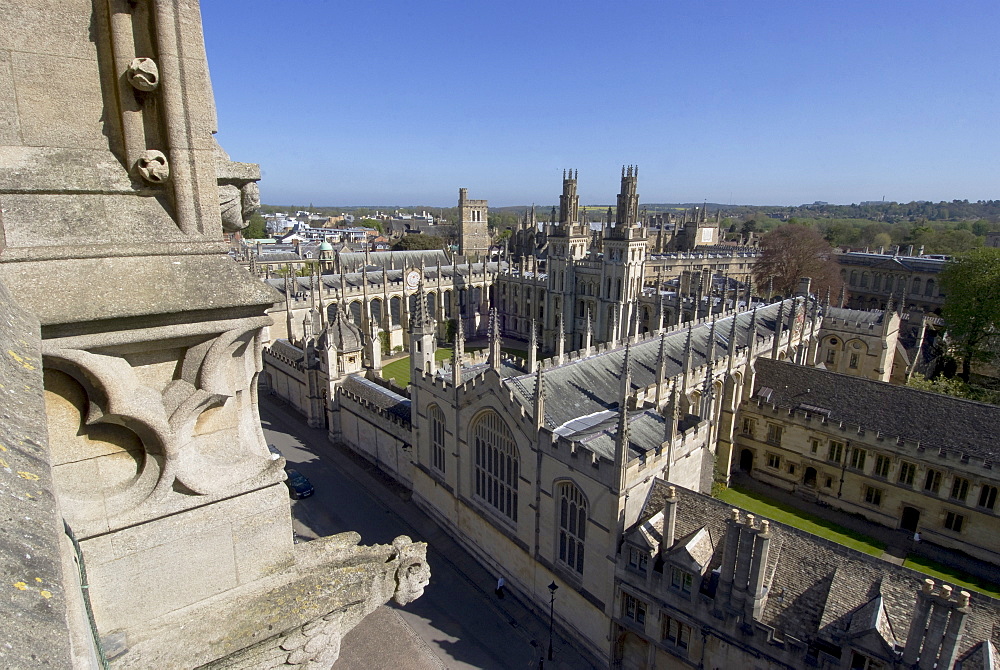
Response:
391,536,430,606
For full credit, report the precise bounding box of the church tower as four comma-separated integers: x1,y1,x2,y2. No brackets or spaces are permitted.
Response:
543,170,590,351
600,166,647,342
458,188,490,259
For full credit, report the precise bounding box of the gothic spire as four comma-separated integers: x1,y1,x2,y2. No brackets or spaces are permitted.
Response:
614,343,633,492
488,307,501,370
452,315,465,387
556,311,566,365
771,300,785,359
655,330,668,409
534,362,545,430
664,380,679,445
528,317,538,372
727,312,739,370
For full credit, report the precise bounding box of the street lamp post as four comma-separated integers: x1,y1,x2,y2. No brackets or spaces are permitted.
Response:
547,581,558,661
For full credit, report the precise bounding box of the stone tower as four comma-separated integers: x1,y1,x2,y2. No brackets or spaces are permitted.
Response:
0,2,428,667
458,187,490,259
544,170,591,350
601,166,648,342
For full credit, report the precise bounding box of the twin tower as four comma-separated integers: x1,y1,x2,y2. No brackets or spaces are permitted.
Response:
458,166,641,258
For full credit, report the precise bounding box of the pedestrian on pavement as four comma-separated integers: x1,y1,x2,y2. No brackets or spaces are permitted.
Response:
495,576,505,599
913,531,921,543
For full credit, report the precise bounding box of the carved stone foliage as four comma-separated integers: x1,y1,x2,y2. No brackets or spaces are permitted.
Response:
43,324,283,536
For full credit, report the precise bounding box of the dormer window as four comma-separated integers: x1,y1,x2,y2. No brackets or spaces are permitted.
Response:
670,566,693,594
628,546,648,573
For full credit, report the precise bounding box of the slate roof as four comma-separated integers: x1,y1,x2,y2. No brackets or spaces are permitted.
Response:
633,479,1000,655
823,305,885,325
752,358,1000,460
334,249,449,270
269,339,304,363
958,640,999,670
340,375,411,423
268,261,504,296
837,252,949,273
500,301,793,457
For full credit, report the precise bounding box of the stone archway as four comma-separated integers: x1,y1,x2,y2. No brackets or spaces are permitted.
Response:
804,466,817,488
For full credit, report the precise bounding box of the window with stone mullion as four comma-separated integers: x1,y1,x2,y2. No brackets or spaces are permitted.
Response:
557,482,587,575
473,411,519,524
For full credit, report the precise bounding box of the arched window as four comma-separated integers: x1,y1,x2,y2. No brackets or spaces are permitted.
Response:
912,277,921,294
924,279,935,297
473,410,519,522
850,271,858,286
860,272,869,288
429,404,446,473
558,482,587,574
872,274,881,291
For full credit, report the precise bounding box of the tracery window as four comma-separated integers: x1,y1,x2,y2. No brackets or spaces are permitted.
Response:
429,404,446,473
473,410,519,523
557,481,587,574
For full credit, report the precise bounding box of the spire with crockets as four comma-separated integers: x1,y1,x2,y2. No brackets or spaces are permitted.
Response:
614,342,633,493
488,307,502,370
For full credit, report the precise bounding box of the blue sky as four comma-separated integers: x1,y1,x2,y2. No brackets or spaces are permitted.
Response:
201,1,999,208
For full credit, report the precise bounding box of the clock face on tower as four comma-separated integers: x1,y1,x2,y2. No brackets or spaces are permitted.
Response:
405,269,420,290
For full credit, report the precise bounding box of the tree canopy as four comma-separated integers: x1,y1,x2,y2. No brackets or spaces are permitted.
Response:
242,212,267,239
752,223,843,299
940,248,1000,382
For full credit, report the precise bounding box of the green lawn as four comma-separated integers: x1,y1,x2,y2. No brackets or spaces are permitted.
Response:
903,555,1000,599
713,485,887,556
381,345,529,386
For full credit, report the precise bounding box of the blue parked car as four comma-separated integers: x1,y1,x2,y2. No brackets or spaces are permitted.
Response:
285,468,314,499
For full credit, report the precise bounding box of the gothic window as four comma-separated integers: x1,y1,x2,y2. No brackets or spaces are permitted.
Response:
924,279,936,297
473,410,519,523
924,469,942,494
950,477,970,502
849,447,866,470
849,353,859,369
622,592,646,625
828,441,844,463
628,546,648,572
766,424,783,446
850,271,858,286
826,348,837,365
874,454,891,478
557,482,587,575
864,485,882,507
912,277,922,294
898,461,916,486
978,485,998,510
944,511,965,533
860,272,870,288
429,404,446,473
670,566,693,594
766,453,781,469
741,417,756,436
662,616,690,650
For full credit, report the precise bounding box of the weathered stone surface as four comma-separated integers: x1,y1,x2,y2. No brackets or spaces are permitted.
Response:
0,3,430,669
0,280,79,669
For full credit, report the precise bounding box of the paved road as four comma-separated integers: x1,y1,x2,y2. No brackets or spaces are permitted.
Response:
260,395,602,670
